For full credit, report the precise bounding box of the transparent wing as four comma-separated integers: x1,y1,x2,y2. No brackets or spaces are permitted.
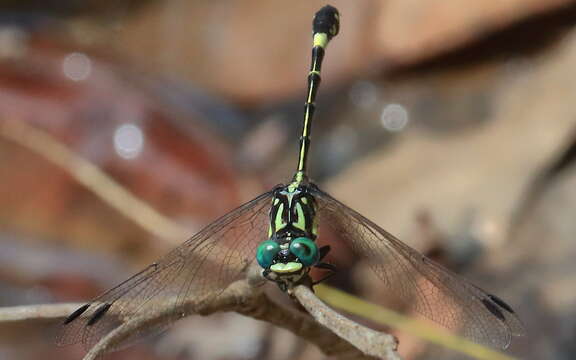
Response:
312,186,524,349
56,190,274,351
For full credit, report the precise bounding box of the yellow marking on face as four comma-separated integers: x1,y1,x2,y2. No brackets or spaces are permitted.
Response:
301,197,308,204
270,262,303,273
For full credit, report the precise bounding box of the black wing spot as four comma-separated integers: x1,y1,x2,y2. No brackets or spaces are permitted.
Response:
488,294,515,314
63,304,90,325
87,303,112,326
482,298,506,321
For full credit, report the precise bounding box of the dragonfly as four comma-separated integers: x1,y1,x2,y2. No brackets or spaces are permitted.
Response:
57,5,524,354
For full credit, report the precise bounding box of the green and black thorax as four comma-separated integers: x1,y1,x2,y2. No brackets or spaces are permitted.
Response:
268,183,318,240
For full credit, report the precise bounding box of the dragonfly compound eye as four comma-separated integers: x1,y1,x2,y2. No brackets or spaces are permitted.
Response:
289,237,319,266
256,240,281,268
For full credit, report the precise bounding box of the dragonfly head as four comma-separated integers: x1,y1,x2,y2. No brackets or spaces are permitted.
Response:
256,237,320,276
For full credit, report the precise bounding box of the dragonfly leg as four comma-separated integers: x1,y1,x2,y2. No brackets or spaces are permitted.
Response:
318,245,331,261
312,272,336,286
315,262,337,271
262,268,273,281
312,262,338,285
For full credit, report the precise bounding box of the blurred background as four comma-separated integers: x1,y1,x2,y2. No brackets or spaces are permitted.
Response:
0,0,575,359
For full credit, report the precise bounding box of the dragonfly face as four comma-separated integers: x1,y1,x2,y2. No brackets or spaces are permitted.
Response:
257,183,325,290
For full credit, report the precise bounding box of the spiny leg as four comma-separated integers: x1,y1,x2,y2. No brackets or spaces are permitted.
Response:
318,245,331,262
312,267,337,286
313,245,337,285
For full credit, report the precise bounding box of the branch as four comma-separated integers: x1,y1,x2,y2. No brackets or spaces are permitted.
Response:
316,285,516,360
80,270,399,360
0,278,400,359
292,284,399,360
0,303,83,322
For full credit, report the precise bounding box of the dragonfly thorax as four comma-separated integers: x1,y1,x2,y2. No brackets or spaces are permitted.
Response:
268,184,318,238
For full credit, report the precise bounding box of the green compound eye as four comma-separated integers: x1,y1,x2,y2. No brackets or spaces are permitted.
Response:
256,240,280,268
289,237,319,267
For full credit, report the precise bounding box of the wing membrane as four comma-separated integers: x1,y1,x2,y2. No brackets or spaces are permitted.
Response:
56,190,273,351
312,186,524,349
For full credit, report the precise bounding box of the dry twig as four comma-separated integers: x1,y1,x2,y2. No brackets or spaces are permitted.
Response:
0,276,400,360
79,271,399,359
